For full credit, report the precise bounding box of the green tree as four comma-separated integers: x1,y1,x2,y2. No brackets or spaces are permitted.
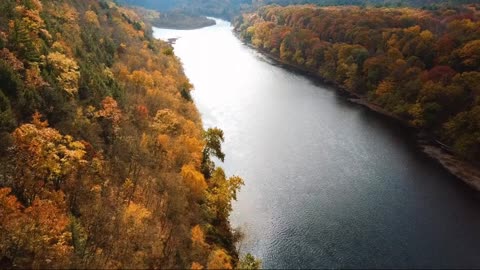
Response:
237,253,262,270
201,127,225,178
0,89,15,132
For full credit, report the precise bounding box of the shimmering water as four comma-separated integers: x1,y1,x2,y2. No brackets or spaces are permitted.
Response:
154,19,480,269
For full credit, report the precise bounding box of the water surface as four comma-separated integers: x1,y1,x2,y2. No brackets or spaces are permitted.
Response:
154,20,480,269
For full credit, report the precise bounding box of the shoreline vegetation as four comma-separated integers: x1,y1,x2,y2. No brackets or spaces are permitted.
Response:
134,7,216,30
232,11,480,190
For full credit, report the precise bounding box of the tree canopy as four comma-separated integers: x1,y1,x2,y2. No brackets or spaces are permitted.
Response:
0,0,252,268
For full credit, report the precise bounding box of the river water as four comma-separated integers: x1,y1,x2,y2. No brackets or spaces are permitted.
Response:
153,19,480,268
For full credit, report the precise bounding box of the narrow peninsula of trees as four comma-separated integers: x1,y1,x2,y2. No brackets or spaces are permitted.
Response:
134,8,216,30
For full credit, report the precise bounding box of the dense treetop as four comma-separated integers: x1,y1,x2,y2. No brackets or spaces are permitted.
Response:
0,0,260,268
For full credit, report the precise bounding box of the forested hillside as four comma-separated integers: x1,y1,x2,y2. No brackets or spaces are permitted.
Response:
250,0,475,8
119,0,477,20
118,0,252,19
0,0,250,268
235,4,480,161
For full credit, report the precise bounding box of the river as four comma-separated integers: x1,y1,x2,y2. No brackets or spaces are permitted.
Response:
153,19,480,268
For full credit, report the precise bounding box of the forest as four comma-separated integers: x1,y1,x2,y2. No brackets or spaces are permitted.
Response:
0,0,260,268
118,0,474,21
250,0,475,8
235,4,480,162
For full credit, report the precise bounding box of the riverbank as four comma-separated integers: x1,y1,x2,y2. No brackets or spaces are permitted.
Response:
422,144,480,190
235,31,480,192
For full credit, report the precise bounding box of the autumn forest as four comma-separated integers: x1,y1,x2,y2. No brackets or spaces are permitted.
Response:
0,0,252,268
1,0,480,269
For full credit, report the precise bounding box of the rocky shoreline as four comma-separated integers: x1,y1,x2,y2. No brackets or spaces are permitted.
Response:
236,32,480,192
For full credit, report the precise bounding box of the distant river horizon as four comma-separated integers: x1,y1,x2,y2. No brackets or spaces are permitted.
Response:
153,19,480,268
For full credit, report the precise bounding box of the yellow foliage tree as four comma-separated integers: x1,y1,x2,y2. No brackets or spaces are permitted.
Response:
182,164,207,200
152,109,182,135
85,10,100,26
457,40,480,68
11,113,87,204
0,188,73,268
123,202,152,228
191,262,204,269
46,52,80,95
191,225,208,247
96,96,122,131
207,249,232,270
375,79,395,96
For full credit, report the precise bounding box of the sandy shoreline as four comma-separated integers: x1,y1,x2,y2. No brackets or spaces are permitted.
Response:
236,32,480,191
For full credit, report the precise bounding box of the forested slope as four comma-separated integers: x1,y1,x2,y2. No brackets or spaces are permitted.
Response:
0,0,248,268
118,0,477,21
250,0,475,8
119,0,252,20
235,4,480,162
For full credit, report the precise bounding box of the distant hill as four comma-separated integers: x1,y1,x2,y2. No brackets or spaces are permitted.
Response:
118,0,252,19
134,7,216,29
118,0,479,19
